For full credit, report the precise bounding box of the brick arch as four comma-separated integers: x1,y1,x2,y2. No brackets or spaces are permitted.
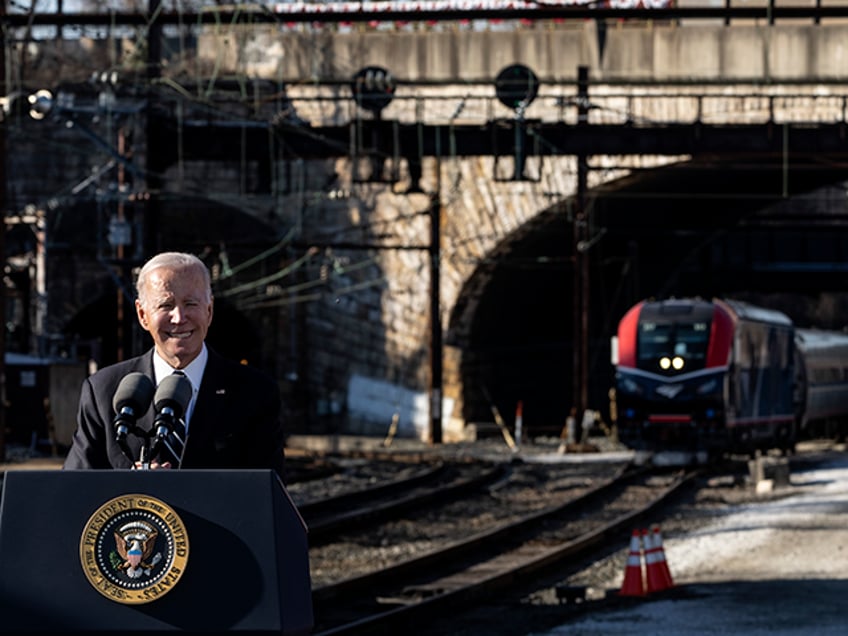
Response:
437,155,679,438
441,153,848,439
49,195,281,371
444,200,576,437
447,202,570,345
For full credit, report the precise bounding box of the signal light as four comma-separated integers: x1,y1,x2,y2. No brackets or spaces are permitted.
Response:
494,64,539,111
351,66,395,115
1,89,54,122
27,89,54,120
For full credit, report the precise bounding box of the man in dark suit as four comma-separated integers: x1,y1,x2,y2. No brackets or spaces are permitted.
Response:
63,251,286,481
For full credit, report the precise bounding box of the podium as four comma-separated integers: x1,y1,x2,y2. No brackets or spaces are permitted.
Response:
0,469,313,633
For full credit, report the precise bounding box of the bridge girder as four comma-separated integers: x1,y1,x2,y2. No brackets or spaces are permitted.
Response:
153,115,848,164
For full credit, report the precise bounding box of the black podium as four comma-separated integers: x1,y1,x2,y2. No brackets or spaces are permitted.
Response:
0,469,313,633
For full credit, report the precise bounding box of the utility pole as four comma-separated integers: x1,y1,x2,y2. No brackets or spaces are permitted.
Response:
114,128,129,361
572,66,590,422
429,165,443,445
0,0,7,462
144,0,163,259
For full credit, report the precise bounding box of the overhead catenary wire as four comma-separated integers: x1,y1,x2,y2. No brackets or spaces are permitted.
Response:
215,229,298,281
238,272,388,310
216,244,321,298
218,248,380,304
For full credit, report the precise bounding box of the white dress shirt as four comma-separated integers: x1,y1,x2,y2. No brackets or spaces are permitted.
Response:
152,344,208,434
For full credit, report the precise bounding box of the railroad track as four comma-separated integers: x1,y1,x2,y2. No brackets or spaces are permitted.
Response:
284,454,344,485
298,460,509,545
309,465,697,635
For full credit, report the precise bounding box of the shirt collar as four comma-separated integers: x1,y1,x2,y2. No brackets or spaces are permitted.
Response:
153,344,208,392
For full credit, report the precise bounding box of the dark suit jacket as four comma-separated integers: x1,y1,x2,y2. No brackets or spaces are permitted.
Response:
63,347,286,481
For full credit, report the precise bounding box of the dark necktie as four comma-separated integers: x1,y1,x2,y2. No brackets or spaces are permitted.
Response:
164,371,188,466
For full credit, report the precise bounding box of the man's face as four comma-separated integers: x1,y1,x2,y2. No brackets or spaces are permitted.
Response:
135,265,213,368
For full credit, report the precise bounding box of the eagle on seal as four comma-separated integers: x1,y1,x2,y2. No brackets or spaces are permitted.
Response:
115,530,159,578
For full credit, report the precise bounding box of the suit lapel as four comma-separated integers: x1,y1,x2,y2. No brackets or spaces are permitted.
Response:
182,351,230,460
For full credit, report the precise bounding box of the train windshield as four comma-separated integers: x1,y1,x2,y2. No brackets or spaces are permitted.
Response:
637,319,710,374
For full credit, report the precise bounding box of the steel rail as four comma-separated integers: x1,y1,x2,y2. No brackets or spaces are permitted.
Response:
310,465,698,635
303,461,510,544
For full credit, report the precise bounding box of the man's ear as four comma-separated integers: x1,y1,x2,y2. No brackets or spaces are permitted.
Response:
136,299,150,331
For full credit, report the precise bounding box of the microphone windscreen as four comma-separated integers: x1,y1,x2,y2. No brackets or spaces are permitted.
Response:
112,372,155,415
154,374,193,416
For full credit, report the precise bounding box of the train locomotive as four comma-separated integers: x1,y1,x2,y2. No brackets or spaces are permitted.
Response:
612,297,848,459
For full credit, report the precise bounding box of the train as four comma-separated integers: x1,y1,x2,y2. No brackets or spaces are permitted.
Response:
611,297,848,461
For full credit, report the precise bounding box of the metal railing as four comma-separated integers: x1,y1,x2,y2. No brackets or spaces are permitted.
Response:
281,86,848,128
6,2,848,29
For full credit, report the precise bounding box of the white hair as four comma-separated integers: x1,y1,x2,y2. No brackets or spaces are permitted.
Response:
135,252,212,306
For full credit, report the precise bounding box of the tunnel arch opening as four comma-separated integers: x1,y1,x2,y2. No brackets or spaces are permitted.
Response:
447,156,848,440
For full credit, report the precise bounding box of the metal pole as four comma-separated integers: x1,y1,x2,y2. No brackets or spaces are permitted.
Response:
429,163,443,445
144,0,163,259
0,0,6,462
116,128,126,361
573,66,590,421
579,155,589,416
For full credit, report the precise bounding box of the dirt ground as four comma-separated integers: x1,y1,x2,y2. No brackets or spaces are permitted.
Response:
530,448,848,635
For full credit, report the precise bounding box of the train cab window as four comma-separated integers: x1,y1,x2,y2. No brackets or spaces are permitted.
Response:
637,320,710,375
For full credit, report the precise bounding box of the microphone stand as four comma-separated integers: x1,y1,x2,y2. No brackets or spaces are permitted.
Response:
114,414,150,469
116,422,158,470
119,414,184,470
145,419,173,468
115,427,135,465
137,443,152,470
145,407,185,469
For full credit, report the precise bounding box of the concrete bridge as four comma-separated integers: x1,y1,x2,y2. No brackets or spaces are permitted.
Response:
11,11,848,445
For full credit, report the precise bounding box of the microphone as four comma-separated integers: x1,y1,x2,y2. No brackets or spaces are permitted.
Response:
151,373,193,443
112,372,155,444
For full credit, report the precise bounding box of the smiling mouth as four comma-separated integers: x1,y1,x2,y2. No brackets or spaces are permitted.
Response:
168,331,193,339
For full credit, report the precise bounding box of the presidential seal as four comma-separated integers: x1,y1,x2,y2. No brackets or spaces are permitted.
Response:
79,494,189,605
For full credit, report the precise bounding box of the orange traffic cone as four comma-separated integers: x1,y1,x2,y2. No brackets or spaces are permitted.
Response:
651,524,675,590
618,528,645,596
643,528,670,593
514,401,524,446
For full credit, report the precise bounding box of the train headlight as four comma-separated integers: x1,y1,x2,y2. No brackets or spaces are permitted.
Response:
672,356,684,370
659,357,671,370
